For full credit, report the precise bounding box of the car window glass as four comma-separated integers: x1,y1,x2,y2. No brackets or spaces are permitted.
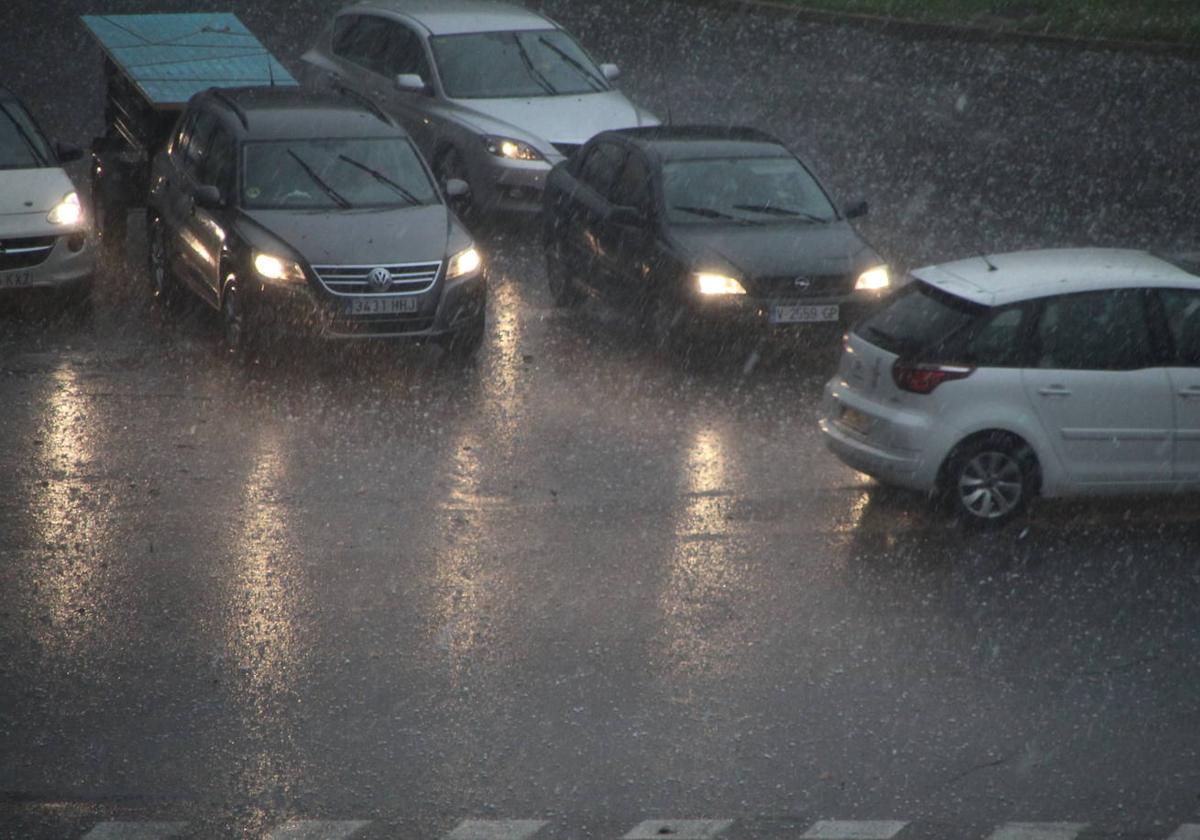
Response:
337,15,391,75
0,99,54,168
935,304,1028,367
662,156,836,225
182,110,217,175
1159,288,1200,366
169,110,197,161
430,29,608,99
385,23,430,78
331,15,360,56
1035,289,1154,370
610,151,653,212
855,281,983,357
200,128,236,198
578,142,626,200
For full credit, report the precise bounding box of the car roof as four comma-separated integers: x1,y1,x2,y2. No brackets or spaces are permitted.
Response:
603,126,790,161
341,0,556,36
913,248,1200,307
201,86,410,140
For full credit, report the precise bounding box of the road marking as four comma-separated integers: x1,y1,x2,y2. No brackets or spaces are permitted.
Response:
623,819,734,839
1168,827,1200,840
445,819,548,840
82,823,189,840
264,822,369,840
801,820,909,839
987,823,1088,840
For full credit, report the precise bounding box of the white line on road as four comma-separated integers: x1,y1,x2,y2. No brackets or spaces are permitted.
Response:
987,823,1088,840
801,820,909,839
445,819,549,840
263,820,371,840
1168,827,1200,840
623,819,734,839
82,823,189,840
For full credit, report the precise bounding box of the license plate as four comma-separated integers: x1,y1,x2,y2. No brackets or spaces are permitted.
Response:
0,271,35,289
840,406,872,435
770,303,839,324
346,296,419,315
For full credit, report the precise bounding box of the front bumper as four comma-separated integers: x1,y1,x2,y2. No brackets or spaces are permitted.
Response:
685,294,879,332
246,270,486,341
0,230,95,294
472,155,557,215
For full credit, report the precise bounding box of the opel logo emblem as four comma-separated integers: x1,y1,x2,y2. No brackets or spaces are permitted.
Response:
367,267,392,291
793,276,812,289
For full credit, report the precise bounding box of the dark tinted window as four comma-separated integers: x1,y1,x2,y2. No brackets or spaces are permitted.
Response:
1159,288,1200,366
1035,289,1155,370
430,29,608,99
0,99,53,169
610,151,653,212
333,15,392,75
384,24,430,78
578,142,626,199
181,110,217,174
855,281,984,357
937,304,1031,367
200,128,236,198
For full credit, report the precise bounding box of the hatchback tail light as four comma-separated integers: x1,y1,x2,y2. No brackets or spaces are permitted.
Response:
892,360,974,394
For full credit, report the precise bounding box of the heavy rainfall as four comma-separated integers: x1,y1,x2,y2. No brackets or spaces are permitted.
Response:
1,0,1198,839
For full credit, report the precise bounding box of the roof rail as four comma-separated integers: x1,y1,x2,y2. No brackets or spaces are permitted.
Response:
332,83,395,127
208,88,249,130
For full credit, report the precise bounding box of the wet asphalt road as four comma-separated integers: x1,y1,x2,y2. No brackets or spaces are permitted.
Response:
3,1,1200,838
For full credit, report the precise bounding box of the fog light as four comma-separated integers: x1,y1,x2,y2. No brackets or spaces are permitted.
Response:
67,233,86,252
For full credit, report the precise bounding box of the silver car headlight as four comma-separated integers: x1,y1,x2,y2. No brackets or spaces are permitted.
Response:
854,265,890,291
447,246,482,280
482,136,544,162
47,191,82,226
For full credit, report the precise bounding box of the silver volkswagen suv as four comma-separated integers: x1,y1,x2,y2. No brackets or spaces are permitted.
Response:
299,0,658,220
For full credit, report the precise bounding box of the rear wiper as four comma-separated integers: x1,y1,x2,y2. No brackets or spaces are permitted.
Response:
336,154,421,205
0,104,48,166
513,38,558,95
286,149,352,209
733,203,830,222
535,36,605,91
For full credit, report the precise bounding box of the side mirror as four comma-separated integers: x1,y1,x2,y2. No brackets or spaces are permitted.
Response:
444,178,470,199
56,142,83,163
843,198,868,219
194,184,223,210
609,204,644,227
395,73,428,94
599,63,620,81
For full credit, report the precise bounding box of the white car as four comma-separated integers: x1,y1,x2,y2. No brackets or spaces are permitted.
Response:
0,87,94,301
821,248,1200,524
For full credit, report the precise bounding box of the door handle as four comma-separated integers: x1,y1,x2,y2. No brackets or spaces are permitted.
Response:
1038,385,1072,397
1179,386,1200,399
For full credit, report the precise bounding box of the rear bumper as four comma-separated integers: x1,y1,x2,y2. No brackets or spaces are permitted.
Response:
819,416,926,490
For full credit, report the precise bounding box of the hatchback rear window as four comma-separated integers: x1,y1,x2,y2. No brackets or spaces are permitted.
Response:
854,281,984,356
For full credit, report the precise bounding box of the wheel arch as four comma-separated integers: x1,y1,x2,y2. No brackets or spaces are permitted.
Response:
936,427,1045,498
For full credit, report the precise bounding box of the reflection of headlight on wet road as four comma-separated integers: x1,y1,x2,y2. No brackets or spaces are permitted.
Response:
855,265,890,291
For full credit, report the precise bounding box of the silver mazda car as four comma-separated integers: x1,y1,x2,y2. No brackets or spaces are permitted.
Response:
300,0,658,220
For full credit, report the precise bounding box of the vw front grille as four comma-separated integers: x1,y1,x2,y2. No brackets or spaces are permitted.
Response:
311,261,441,296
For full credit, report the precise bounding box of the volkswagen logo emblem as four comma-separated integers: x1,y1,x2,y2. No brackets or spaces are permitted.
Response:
793,275,812,289
367,267,392,292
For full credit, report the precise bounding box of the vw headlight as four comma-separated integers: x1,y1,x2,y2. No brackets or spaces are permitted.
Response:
855,265,890,291
47,192,82,226
695,272,746,296
253,251,306,283
483,136,543,162
447,246,482,280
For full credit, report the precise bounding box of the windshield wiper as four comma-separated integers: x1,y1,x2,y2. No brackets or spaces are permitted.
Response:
535,36,605,92
336,154,421,205
671,204,760,224
513,37,558,95
0,104,48,166
286,150,351,209
733,203,830,222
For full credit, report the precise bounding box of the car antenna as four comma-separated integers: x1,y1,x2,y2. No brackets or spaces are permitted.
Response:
979,253,998,272
267,56,276,87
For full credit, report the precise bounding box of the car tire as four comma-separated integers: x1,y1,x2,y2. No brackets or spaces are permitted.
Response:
545,240,584,307
439,315,485,361
435,147,478,226
147,218,180,306
942,433,1038,527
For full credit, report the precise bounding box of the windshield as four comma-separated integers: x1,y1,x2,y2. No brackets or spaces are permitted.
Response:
430,29,609,99
662,156,837,225
241,137,438,210
0,100,53,169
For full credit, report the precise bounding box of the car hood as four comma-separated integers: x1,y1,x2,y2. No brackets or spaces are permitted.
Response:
0,167,75,216
671,221,878,279
239,204,454,266
452,91,652,148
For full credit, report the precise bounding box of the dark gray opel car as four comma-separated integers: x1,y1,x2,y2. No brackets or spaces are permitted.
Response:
146,86,485,355
542,126,889,344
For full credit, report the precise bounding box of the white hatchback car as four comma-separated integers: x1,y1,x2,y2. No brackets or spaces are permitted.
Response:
0,87,94,301
821,248,1200,524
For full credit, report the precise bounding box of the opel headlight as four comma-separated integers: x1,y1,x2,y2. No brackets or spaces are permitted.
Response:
447,246,482,280
253,251,306,283
854,265,890,291
695,272,746,296
47,192,82,226
483,136,543,162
